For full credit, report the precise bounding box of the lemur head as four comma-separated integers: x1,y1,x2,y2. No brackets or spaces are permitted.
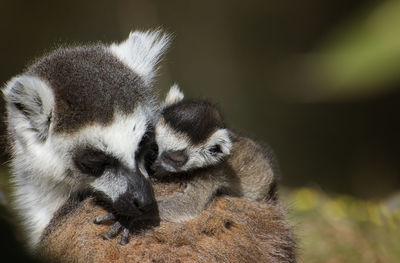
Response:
152,85,232,175
3,31,170,245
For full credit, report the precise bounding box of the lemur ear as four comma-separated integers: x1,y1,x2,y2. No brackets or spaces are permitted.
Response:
3,75,54,142
109,30,171,85
206,129,232,158
164,84,184,106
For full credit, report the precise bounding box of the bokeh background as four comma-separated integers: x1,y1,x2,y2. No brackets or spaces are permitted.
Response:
1,0,399,262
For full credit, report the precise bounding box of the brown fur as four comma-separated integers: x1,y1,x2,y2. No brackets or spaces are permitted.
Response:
225,132,277,201
39,196,295,263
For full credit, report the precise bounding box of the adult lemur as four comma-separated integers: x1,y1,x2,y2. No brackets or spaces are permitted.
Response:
3,30,170,250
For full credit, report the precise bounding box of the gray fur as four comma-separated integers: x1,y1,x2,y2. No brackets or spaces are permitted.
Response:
29,46,151,134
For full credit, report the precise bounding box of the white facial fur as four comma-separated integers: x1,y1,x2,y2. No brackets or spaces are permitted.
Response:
109,30,170,85
155,118,232,173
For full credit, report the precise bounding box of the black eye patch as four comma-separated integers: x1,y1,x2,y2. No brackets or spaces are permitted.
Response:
209,144,222,154
73,148,117,177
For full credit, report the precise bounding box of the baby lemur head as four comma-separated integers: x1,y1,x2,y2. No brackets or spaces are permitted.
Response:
152,85,232,175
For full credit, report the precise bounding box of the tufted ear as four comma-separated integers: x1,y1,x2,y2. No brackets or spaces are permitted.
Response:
3,75,54,142
109,30,171,85
164,84,184,106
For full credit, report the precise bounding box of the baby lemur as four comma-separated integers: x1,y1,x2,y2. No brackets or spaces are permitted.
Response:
96,85,278,243
150,85,278,222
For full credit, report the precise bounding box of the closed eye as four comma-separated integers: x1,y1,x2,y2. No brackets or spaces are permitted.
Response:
74,148,117,177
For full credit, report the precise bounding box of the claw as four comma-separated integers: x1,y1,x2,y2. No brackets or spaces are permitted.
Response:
120,227,130,245
102,221,123,240
94,213,136,245
94,213,116,224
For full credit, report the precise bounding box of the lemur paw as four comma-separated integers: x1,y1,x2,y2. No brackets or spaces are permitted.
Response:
94,213,133,245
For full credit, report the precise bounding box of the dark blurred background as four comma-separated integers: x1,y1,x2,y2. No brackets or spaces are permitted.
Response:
1,0,400,261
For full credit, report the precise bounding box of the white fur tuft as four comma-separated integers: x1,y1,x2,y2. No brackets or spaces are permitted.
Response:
109,30,171,84
164,84,184,106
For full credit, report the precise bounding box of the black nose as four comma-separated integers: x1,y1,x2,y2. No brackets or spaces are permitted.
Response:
161,150,188,168
131,184,156,213
113,169,156,216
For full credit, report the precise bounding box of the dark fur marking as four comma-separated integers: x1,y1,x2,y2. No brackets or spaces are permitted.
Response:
267,178,278,202
73,147,119,177
29,46,152,133
162,99,225,144
10,82,41,117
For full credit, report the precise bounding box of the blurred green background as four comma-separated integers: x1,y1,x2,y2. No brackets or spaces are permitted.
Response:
1,0,399,262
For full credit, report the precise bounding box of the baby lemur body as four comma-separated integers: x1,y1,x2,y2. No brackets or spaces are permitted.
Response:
151,85,278,222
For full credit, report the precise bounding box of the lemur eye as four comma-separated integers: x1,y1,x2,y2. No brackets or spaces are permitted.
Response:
74,149,117,177
209,144,222,154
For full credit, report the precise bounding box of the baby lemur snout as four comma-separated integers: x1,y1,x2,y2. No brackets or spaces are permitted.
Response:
160,149,188,169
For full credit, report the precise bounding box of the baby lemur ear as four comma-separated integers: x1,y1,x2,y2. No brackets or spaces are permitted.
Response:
206,128,232,159
164,84,184,106
3,75,54,142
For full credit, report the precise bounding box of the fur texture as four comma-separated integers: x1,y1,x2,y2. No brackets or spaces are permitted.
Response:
3,30,169,249
110,30,170,85
162,99,226,144
39,196,296,263
29,45,152,134
164,83,184,106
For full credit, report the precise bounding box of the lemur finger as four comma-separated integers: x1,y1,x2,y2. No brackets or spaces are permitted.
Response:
120,227,130,245
102,222,122,240
94,213,116,224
